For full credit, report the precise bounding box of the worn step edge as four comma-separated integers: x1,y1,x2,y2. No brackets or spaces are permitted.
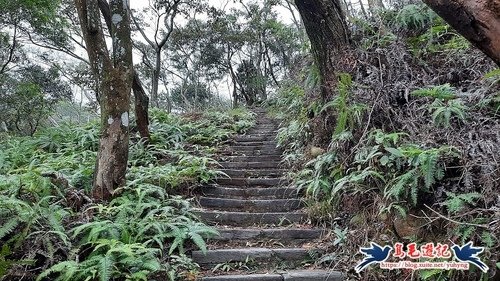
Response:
219,157,283,163
199,197,304,212
219,152,283,157
201,270,344,281
231,140,278,146
201,274,281,281
212,228,324,241
195,210,307,226
214,178,290,187
234,136,276,141
220,169,287,177
192,248,320,265
201,186,298,199
220,162,283,169
230,145,280,150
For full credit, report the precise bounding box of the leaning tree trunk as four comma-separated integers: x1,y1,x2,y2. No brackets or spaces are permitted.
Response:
75,0,133,201
132,72,151,141
98,0,151,141
294,0,351,100
423,0,500,66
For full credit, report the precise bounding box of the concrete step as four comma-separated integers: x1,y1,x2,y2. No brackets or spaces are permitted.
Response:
199,197,304,212
192,247,321,265
219,155,283,162
214,178,290,187
247,130,278,135
212,228,324,241
234,136,276,142
220,151,283,157
201,271,344,281
201,186,298,199
252,125,278,128
220,161,282,169
230,145,281,152
231,141,278,146
220,169,286,178
195,210,307,226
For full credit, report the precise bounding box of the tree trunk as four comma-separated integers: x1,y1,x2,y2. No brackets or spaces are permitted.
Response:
151,49,161,107
75,0,133,201
227,47,238,108
423,0,500,66
132,72,151,141
98,0,150,141
294,0,351,100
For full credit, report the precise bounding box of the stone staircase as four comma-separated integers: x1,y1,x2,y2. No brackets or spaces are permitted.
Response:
192,109,343,281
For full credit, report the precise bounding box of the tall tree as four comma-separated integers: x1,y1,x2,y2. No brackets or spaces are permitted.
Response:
423,0,500,66
294,0,350,99
132,0,183,108
74,0,133,201
97,0,150,141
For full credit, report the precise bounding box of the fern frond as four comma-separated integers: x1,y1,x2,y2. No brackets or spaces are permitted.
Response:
0,218,19,240
98,254,114,281
36,260,79,281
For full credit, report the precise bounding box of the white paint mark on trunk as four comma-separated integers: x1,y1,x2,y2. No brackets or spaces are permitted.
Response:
121,112,129,127
112,14,123,25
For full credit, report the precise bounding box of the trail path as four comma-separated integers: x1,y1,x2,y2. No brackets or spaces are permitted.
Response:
193,108,343,281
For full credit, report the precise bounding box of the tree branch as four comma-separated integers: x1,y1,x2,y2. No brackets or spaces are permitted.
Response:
0,22,18,75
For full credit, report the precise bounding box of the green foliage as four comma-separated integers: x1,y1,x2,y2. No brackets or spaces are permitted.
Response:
171,81,214,110
305,64,321,89
212,257,255,273
419,269,450,281
411,84,457,101
441,192,482,214
392,4,437,31
296,127,458,215
37,240,162,281
412,84,467,127
429,99,467,128
271,83,310,153
320,73,366,136
453,220,495,247
39,185,217,280
0,107,255,279
411,23,470,55
0,0,63,27
0,65,72,135
484,68,500,83
384,145,457,206
236,59,266,105
0,245,34,278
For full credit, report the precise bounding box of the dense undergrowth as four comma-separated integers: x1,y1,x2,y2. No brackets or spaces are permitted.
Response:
0,108,255,280
268,4,499,281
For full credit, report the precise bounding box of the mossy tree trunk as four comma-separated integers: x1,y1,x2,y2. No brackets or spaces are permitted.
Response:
75,0,133,201
98,0,151,141
294,0,351,100
132,72,151,141
423,0,500,66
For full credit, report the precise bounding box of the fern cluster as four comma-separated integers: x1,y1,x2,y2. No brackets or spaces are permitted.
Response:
391,4,437,31
39,185,217,281
294,126,460,218
412,84,468,127
0,107,255,280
